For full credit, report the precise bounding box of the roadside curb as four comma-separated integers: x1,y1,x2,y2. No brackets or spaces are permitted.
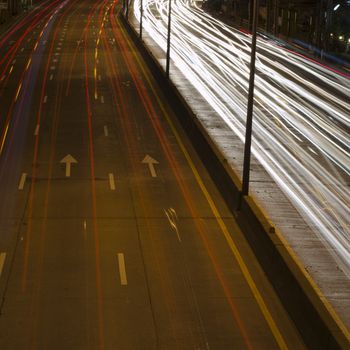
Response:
119,13,349,349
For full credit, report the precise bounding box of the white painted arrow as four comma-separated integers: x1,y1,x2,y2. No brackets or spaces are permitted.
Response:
60,154,77,177
142,155,159,178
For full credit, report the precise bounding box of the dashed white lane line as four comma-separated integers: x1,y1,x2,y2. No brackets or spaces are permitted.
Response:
100,95,104,104
34,124,40,136
104,125,108,137
43,95,47,103
82,220,87,239
117,253,127,286
49,74,53,80
0,253,6,277
98,74,101,81
18,173,27,190
21,47,24,52
109,173,116,190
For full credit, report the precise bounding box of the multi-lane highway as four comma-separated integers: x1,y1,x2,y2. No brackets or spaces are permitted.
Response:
132,0,350,277
0,0,306,348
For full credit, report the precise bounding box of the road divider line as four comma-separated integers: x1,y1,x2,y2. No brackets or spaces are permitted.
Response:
109,173,116,190
15,82,22,101
0,123,9,154
104,125,108,136
117,253,127,285
26,58,32,70
0,253,6,277
18,173,27,190
34,124,40,136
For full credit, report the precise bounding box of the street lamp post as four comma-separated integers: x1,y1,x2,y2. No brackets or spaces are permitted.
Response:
165,0,172,77
125,0,129,20
140,0,143,38
238,0,259,209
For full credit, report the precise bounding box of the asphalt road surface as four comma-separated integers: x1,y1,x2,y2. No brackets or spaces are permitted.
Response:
0,0,306,348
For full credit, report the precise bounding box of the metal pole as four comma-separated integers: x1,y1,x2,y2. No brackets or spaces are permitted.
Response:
239,0,259,208
139,0,143,38
165,0,172,77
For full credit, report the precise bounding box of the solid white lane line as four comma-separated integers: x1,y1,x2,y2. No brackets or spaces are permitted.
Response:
43,95,47,103
117,253,127,285
34,124,40,136
104,125,108,137
0,253,6,277
109,173,116,190
18,173,27,190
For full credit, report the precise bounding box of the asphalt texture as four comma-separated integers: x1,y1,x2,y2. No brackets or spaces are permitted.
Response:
0,0,306,348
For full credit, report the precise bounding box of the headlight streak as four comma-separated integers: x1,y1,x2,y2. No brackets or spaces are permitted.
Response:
134,0,350,275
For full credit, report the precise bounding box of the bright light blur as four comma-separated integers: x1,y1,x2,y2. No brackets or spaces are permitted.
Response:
133,0,350,276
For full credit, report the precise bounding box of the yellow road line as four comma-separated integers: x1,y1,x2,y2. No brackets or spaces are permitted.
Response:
26,57,32,71
0,123,9,155
15,82,22,101
118,17,289,349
